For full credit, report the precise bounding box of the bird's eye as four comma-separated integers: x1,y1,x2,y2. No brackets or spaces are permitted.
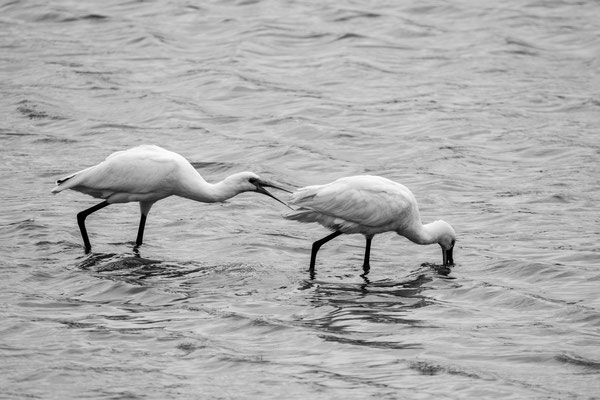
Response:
248,178,257,184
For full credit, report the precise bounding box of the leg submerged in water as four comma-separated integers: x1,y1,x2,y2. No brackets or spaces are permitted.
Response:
361,236,372,275
135,213,147,247
135,202,153,247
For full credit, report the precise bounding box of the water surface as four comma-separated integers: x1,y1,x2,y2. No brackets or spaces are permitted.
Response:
1,0,599,398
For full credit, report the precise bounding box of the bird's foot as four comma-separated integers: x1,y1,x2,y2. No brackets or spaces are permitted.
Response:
360,264,370,277
308,266,316,280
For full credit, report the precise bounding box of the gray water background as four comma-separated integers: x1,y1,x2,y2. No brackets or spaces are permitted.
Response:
1,0,599,398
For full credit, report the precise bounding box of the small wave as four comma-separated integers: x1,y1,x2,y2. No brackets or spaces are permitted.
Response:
555,353,600,371
79,253,207,279
79,14,107,21
526,194,575,204
409,359,482,379
190,161,237,173
33,136,78,144
16,100,67,121
505,36,542,50
334,33,370,42
333,11,381,23
321,334,422,350
29,10,109,23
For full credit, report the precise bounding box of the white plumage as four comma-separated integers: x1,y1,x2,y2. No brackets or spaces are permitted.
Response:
52,145,289,251
286,175,456,273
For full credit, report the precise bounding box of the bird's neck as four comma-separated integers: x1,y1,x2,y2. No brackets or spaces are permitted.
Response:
180,175,241,203
399,221,443,246
209,178,245,202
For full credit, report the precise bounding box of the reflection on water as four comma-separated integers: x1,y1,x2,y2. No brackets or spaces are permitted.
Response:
1,0,599,398
300,270,439,350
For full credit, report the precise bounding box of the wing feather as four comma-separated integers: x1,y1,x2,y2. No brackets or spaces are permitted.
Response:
287,176,419,234
51,145,183,202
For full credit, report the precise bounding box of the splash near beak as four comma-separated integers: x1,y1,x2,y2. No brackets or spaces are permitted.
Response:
442,246,454,266
253,179,293,209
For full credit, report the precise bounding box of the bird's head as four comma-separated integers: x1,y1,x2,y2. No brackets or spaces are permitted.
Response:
230,172,292,208
431,220,456,266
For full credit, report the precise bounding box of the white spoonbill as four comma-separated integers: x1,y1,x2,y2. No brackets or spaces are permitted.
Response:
285,175,456,273
52,145,290,251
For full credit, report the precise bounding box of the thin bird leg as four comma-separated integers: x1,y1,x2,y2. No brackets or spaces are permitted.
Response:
135,202,153,248
310,231,343,271
361,236,372,275
77,201,109,251
135,213,147,247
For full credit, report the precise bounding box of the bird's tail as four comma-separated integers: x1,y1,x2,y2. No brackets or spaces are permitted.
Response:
51,163,101,194
284,208,323,223
51,173,76,194
50,164,94,194
285,209,306,220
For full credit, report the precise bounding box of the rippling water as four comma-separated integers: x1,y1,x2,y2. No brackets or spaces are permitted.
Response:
1,0,599,398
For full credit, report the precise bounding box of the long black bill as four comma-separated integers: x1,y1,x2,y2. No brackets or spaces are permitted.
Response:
254,179,294,209
442,247,454,266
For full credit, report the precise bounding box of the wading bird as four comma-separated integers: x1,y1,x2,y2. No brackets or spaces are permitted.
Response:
52,145,290,251
285,175,456,274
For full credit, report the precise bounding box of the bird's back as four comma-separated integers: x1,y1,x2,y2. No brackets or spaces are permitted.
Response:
286,175,421,235
51,145,195,203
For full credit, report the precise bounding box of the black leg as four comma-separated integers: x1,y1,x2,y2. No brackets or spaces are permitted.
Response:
135,202,154,248
361,236,372,275
135,213,147,247
309,231,343,272
77,201,109,251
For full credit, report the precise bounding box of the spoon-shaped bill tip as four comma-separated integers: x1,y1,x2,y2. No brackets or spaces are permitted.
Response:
442,247,454,266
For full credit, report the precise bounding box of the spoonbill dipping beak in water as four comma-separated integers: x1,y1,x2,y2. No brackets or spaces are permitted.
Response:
285,175,456,274
52,145,291,251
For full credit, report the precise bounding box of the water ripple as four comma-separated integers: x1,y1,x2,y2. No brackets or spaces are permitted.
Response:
1,0,599,398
